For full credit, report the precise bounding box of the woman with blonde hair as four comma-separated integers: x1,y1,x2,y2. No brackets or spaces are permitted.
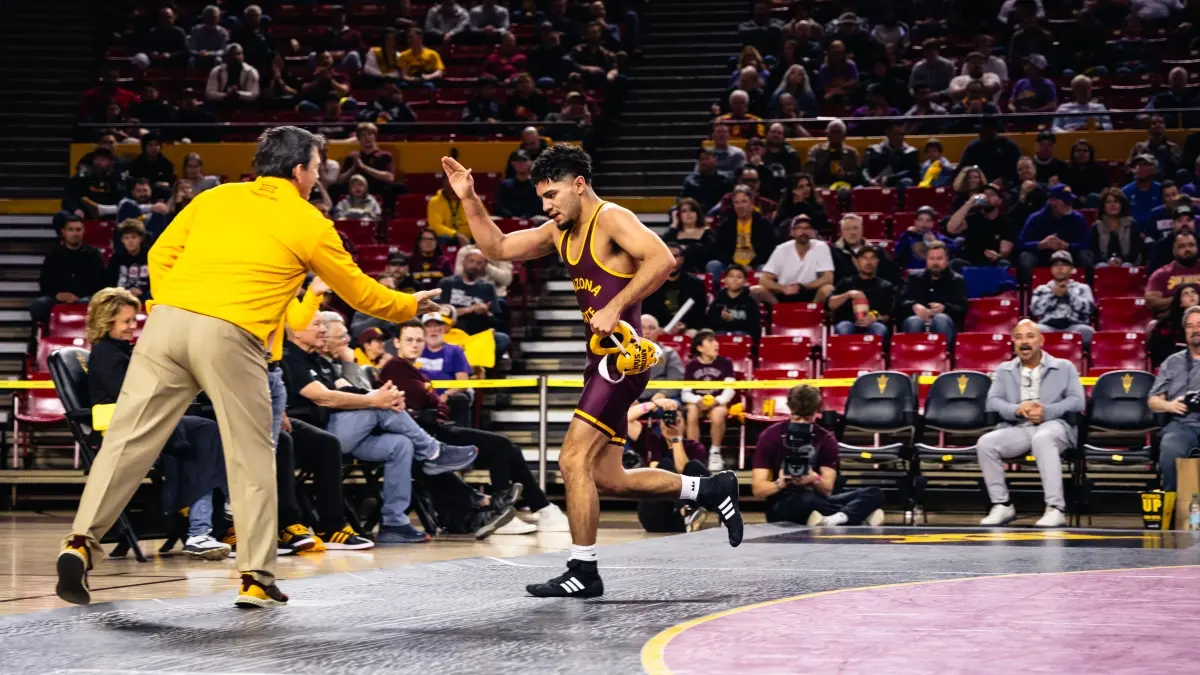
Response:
731,45,769,87
951,165,987,211
769,64,817,118
85,288,231,560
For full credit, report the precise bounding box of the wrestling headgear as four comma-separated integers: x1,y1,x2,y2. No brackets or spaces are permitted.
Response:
588,320,663,383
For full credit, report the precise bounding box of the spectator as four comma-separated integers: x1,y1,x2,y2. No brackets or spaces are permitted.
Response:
730,46,769,88
383,319,569,534
359,81,417,124
178,152,221,198
726,66,769,118
642,243,707,335
205,43,260,103
828,245,895,336
1147,232,1200,315
571,21,616,87
425,0,470,45
331,175,382,221
663,198,716,274
850,83,902,135
353,326,393,373
1091,187,1144,268
528,22,572,86
1128,116,1183,180
918,139,954,187
1009,5,1054,68
454,244,512,299
1182,156,1200,199
1008,156,1048,226
1018,183,1093,280
899,241,967,342
316,5,366,71
946,183,1015,267
141,6,189,68
831,213,900,285
541,0,582,46
1059,7,1108,79
1110,14,1158,75
1123,154,1164,230
832,11,879,67
760,122,802,192
398,27,445,87
895,206,956,270
816,40,859,103
482,33,525,82
503,72,549,122
952,165,987,211
773,173,830,236
967,34,1009,84
712,186,776,273
1147,67,1200,129
107,219,151,299
189,5,229,68
1052,76,1113,132
129,84,176,126
1148,283,1200,368
412,229,454,290
680,150,734,214
339,122,396,198
751,215,835,306
904,85,949,134
626,399,710,531
909,38,956,94
707,123,746,176
1146,304,1200,493
805,119,860,188
427,174,470,244
714,90,765,139
959,117,1022,187
437,248,510,359
739,140,783,206
681,330,736,471
1147,181,1191,245
707,264,761,337
863,122,920,188
587,0,633,51
1149,203,1199,272
628,316,682,405
544,92,594,143
79,70,139,122
128,133,175,186
63,149,125,218
774,94,812,138
977,320,1083,528
409,313,473,426
1063,140,1109,204
948,52,1003,102
30,212,106,325
738,0,784,56
750,384,885,526
298,51,351,110
230,4,273,74
1009,54,1056,113
174,89,219,142
494,150,540,218
769,65,817,118
1030,251,1096,345
1032,130,1069,185
870,6,910,49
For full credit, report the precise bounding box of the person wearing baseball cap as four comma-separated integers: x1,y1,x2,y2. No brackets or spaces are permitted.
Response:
1148,201,1199,271
495,149,540,219
1122,153,1162,230
1016,182,1091,283
1010,53,1057,113
354,326,390,368
1029,249,1096,346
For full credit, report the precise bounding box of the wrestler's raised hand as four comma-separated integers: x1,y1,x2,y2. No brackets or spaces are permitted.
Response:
440,156,476,200
412,289,443,316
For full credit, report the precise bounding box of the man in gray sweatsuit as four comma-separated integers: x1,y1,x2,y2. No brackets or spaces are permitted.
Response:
977,319,1085,528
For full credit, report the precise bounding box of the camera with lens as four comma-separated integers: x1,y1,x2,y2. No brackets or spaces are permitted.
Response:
781,422,815,477
650,407,679,426
1185,391,1200,414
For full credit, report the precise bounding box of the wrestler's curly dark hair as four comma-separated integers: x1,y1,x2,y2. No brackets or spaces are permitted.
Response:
531,143,593,185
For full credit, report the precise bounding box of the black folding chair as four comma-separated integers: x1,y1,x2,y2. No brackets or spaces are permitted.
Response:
1079,371,1160,524
831,371,918,505
912,371,996,520
48,347,149,562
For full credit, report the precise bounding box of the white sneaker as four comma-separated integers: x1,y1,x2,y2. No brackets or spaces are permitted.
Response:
183,534,232,560
535,503,571,532
864,509,886,527
807,511,848,527
807,510,825,526
980,503,1017,526
707,449,724,472
1034,506,1067,528
493,517,538,535
515,507,538,524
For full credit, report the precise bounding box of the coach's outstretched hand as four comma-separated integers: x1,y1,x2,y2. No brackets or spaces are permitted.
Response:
440,156,477,200
413,289,444,316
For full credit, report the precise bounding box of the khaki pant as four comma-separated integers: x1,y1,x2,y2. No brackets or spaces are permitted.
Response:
66,305,278,584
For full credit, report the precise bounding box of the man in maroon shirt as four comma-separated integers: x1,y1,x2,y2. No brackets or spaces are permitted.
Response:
80,70,140,122
379,320,570,532
338,122,399,201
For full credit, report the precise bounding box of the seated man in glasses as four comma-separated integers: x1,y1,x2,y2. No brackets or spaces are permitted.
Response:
976,319,1084,529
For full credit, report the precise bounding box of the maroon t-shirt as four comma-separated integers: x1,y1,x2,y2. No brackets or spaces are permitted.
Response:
684,355,735,396
752,420,839,474
377,357,452,421
346,149,395,195
631,423,707,465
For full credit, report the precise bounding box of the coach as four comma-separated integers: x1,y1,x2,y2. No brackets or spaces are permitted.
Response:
58,126,439,608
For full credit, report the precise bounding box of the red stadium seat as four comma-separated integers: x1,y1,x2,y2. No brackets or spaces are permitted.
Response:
747,368,806,420
858,212,890,239
904,186,953,213
1092,266,1148,299
82,220,113,248
851,187,899,214
965,297,1020,333
386,218,427,249
1041,331,1086,372
404,173,444,194
1030,267,1087,288
1088,331,1148,374
659,333,692,358
892,211,917,232
818,188,841,219
1097,296,1152,332
335,219,380,245
716,334,752,362
758,334,815,374
49,305,88,339
825,334,886,372
769,303,825,347
394,193,430,216
357,244,392,275
954,332,1014,372
31,337,88,375
890,332,950,373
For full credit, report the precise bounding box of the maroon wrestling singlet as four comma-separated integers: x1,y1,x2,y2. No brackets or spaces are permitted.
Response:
558,201,651,445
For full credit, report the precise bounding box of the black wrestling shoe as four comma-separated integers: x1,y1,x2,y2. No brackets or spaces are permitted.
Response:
526,559,604,598
697,470,744,547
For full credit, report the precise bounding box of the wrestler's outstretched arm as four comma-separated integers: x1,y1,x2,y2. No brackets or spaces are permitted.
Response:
441,155,557,262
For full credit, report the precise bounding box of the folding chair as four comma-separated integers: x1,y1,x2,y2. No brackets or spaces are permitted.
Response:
1078,371,1160,524
831,371,918,505
911,371,996,520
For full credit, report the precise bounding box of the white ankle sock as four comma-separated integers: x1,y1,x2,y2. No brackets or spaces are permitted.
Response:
825,512,848,526
568,544,597,562
709,445,721,454
679,475,701,501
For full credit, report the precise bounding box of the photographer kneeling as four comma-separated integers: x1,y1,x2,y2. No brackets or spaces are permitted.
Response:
751,385,885,527
626,398,712,533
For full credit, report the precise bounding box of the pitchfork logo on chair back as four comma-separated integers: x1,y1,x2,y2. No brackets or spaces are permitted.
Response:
1121,373,1134,394
876,374,889,394
957,374,969,394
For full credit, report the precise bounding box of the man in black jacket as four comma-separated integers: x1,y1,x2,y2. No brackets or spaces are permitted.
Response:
494,149,541,218
30,211,106,326
680,150,734,213
898,241,968,343
713,186,777,270
862,122,921,188
706,264,761,338
644,244,708,333
957,117,1022,188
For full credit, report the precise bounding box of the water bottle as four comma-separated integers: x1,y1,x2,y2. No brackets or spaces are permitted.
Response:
1190,494,1200,531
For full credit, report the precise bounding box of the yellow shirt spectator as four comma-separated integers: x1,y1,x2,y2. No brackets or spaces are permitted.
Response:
149,177,417,350
397,47,445,79
426,190,470,240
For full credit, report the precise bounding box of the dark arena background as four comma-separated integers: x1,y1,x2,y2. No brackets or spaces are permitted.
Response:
2,1,1200,673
